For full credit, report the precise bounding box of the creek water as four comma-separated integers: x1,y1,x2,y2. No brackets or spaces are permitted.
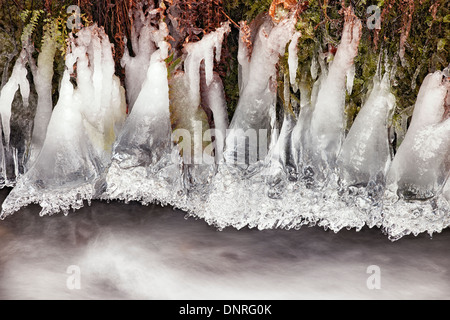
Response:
0,188,449,300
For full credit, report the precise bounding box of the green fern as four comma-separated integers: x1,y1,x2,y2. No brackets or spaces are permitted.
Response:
21,9,44,44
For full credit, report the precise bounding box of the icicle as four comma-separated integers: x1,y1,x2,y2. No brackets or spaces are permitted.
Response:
201,73,229,163
337,73,396,187
120,6,169,111
310,54,319,81
224,15,296,165
113,34,171,163
0,49,29,148
307,9,362,176
28,21,58,166
288,32,301,91
386,71,448,200
346,64,355,95
105,21,178,205
184,22,231,106
238,22,251,93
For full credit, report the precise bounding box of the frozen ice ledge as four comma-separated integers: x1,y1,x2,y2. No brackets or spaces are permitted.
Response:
0,12,449,241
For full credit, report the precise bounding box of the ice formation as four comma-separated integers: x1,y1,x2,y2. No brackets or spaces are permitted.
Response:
306,9,362,179
27,22,58,166
1,25,126,218
0,50,30,148
223,14,296,165
0,6,449,241
121,7,157,111
105,21,230,211
337,72,395,188
0,48,30,187
288,32,301,90
380,71,450,239
386,71,449,200
105,21,176,205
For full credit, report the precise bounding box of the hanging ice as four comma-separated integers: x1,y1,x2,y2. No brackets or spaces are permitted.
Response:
369,70,450,241
224,15,296,166
0,48,30,188
183,22,231,106
167,21,231,208
288,32,301,91
1,25,126,218
27,21,59,166
337,73,395,188
306,9,362,178
0,49,30,148
202,72,229,163
106,22,175,205
121,6,157,111
0,4,449,242
202,14,300,229
386,71,449,200
346,64,355,95
105,22,230,209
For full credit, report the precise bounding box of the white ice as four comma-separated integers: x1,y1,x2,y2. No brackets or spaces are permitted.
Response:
28,22,58,165
184,22,231,106
288,32,301,91
337,73,395,187
224,16,296,165
307,12,362,175
106,21,230,208
444,179,450,203
387,71,449,199
201,73,229,163
121,19,156,111
0,49,30,148
110,24,171,169
1,25,126,217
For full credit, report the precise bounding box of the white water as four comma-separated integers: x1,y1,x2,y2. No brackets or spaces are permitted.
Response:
0,192,449,300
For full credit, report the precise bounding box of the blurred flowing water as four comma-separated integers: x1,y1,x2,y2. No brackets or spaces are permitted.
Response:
0,188,449,300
